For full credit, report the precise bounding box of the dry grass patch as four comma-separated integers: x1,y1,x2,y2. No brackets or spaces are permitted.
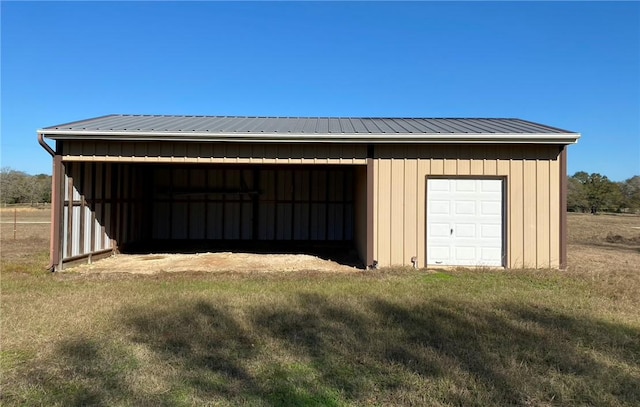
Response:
0,208,50,273
1,210,639,406
567,212,640,246
566,213,640,317
69,252,358,274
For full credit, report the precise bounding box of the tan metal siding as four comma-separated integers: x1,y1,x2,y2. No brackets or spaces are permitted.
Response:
376,158,392,265
549,157,560,266
523,159,537,266
536,151,551,267
354,166,368,266
484,148,498,175
458,155,471,175
509,158,524,267
61,141,367,165
371,145,562,268
470,155,483,175
404,157,418,265
416,158,430,268
390,158,405,265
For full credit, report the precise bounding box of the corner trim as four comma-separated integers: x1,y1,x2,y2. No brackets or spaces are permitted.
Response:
560,146,568,269
366,157,375,267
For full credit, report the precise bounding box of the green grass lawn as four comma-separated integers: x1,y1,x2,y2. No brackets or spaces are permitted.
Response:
1,212,639,406
2,268,639,406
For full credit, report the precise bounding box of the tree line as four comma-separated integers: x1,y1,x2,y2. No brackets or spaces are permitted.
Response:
1,166,639,213
0,168,52,204
567,172,640,214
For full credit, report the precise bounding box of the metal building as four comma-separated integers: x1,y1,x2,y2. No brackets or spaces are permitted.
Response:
38,115,580,271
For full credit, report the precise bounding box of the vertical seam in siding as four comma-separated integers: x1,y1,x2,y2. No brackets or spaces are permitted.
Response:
366,158,374,267
187,168,193,239
416,155,420,264
533,158,540,268
168,167,174,239
112,165,120,251
204,168,210,240
520,157,524,267
560,146,568,269
79,163,86,256
549,157,553,267
325,170,330,240
129,165,134,242
100,163,106,250
66,164,74,259
389,158,393,264
399,155,404,265
503,175,508,268
90,163,96,253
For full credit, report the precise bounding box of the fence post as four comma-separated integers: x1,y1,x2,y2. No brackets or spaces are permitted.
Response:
14,207,17,240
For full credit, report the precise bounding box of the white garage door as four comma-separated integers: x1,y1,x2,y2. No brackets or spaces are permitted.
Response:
427,179,504,267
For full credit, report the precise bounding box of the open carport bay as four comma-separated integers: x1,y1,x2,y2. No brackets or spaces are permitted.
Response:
61,162,367,268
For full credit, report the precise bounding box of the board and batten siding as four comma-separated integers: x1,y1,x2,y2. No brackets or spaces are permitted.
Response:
371,144,562,269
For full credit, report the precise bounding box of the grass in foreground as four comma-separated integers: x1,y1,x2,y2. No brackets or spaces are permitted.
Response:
1,213,639,406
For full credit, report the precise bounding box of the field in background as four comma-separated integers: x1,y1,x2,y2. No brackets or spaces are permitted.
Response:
0,207,50,273
1,209,639,406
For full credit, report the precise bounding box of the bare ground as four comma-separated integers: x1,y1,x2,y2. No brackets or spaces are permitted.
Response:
69,252,359,274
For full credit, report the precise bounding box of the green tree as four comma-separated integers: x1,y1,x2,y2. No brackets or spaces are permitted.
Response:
567,176,588,212
568,172,623,214
33,174,52,203
620,175,640,212
0,167,52,204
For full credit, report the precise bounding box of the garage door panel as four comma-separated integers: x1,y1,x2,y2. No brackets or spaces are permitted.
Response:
430,223,451,237
455,246,476,260
429,246,450,263
427,178,503,267
429,179,450,192
481,224,501,239
481,248,502,262
455,223,476,238
481,201,501,215
455,201,476,215
480,179,502,192
454,179,476,192
429,200,450,215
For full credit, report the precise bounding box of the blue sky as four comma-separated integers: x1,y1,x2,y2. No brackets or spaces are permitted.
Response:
1,1,639,181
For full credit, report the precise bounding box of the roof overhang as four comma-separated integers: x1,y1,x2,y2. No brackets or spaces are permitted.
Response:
38,130,581,145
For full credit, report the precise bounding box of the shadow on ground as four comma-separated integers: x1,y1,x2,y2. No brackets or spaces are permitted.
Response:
7,295,640,406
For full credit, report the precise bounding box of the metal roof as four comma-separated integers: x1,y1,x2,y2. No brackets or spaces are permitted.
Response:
39,115,580,144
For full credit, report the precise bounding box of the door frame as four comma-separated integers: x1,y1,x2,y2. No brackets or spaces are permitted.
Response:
425,175,508,267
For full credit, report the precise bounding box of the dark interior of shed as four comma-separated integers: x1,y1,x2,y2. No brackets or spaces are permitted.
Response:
117,164,364,267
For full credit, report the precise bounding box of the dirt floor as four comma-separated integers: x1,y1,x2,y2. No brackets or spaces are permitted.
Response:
69,252,359,274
